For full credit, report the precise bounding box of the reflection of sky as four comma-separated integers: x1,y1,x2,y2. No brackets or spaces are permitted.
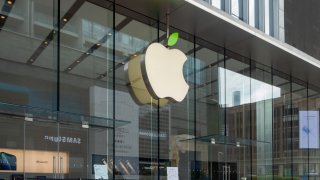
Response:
208,0,272,34
231,0,240,17
211,0,221,8
219,67,281,107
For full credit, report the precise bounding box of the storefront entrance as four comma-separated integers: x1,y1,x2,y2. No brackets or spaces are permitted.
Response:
210,162,237,180
0,109,113,179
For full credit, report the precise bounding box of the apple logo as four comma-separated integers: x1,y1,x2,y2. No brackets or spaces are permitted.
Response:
124,53,169,107
141,43,189,102
124,32,189,106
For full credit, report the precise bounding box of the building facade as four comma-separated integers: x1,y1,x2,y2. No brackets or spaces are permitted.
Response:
0,0,320,179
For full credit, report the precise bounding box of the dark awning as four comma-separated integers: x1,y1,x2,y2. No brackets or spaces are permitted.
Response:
115,0,320,87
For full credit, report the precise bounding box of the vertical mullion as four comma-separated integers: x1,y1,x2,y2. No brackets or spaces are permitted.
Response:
112,1,116,179
224,48,227,137
157,19,160,180
56,0,60,112
193,35,197,178
271,67,274,179
290,75,293,179
55,1,61,179
223,48,227,178
307,82,309,180
249,58,252,180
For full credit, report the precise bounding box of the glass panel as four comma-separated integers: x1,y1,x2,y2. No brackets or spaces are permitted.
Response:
291,79,308,179
308,85,320,179
212,0,222,9
24,117,59,179
0,115,24,179
0,0,58,110
194,38,225,180
58,1,114,179
249,0,256,27
231,0,243,20
264,0,270,35
58,119,113,179
114,7,161,179
272,70,292,178
159,32,195,180
224,51,251,179
251,63,274,179
58,122,88,179
59,1,113,118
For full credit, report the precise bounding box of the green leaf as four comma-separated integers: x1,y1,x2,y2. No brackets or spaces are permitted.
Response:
167,32,179,47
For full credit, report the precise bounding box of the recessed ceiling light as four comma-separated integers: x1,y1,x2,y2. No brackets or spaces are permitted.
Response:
211,138,215,144
63,18,68,22
108,32,112,36
7,1,12,5
82,121,89,129
85,52,90,55
133,54,137,57
68,67,72,70
0,15,6,19
96,43,101,46
29,59,34,62
76,60,80,63
44,41,48,45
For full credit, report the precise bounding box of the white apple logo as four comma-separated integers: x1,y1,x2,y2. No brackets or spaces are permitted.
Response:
141,43,189,102
124,54,169,107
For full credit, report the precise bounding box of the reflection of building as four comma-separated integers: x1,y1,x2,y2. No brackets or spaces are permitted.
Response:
0,0,320,179
232,91,241,106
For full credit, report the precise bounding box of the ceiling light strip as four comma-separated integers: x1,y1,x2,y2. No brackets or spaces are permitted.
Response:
64,17,132,73
26,0,85,64
0,0,16,31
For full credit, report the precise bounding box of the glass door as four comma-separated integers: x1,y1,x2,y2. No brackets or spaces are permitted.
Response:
58,118,113,179
0,107,114,180
24,116,113,179
58,121,88,179
24,116,59,179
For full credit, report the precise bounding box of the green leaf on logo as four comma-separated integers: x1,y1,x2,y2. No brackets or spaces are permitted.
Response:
167,32,179,47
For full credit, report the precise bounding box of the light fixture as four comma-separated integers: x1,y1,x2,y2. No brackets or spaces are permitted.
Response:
0,15,6,19
25,113,33,122
133,54,137,57
81,121,89,129
236,142,240,147
76,60,80,63
29,59,34,62
44,41,48,45
68,67,72,70
85,52,90,55
63,18,68,22
108,32,112,36
96,43,101,46
7,1,12,5
211,138,215,144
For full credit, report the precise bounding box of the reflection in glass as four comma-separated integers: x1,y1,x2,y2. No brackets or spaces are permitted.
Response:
219,67,281,107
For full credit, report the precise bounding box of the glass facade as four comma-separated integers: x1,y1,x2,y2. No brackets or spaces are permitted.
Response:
203,0,285,41
0,0,318,179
